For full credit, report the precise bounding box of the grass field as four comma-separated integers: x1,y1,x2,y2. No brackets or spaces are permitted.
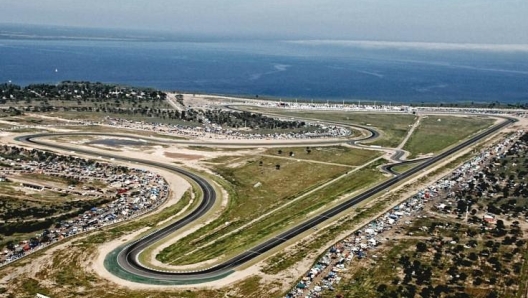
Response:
215,155,348,211
263,146,382,166
403,116,494,158
155,155,350,264
241,107,416,148
390,162,423,174
136,189,202,266
156,158,387,265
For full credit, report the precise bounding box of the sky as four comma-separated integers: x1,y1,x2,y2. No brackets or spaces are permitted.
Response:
2,0,528,44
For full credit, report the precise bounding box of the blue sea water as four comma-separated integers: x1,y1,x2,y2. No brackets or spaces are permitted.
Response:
1,37,527,104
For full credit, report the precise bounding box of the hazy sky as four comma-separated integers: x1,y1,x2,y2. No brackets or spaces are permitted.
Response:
2,0,528,43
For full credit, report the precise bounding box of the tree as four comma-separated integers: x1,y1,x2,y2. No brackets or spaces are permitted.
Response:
473,277,483,286
275,164,280,170
6,241,15,251
486,291,499,298
416,242,428,253
377,284,388,293
420,286,433,298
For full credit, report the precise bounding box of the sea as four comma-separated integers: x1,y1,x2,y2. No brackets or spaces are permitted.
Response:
1,25,527,104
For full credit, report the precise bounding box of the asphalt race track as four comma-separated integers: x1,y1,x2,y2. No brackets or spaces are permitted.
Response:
14,115,515,283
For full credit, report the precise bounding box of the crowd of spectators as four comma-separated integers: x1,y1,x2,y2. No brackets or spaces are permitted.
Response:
287,129,525,298
0,147,168,267
239,100,527,118
101,117,351,140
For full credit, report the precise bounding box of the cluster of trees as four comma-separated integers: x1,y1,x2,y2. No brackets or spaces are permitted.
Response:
0,82,308,130
0,196,113,236
375,229,524,298
0,190,112,221
0,106,23,117
373,135,528,298
0,81,166,105
442,132,528,221
201,109,306,129
0,195,66,220
4,103,308,131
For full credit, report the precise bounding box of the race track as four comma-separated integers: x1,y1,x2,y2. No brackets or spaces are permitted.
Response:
15,115,515,283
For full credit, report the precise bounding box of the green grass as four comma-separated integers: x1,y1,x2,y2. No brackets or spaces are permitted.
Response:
213,156,348,220
403,115,494,158
240,107,416,148
390,161,423,174
269,143,488,280
137,190,201,267
264,146,382,166
156,156,349,263
156,159,386,265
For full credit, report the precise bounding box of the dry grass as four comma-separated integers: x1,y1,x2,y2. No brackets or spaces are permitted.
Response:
264,145,382,166
404,116,494,158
